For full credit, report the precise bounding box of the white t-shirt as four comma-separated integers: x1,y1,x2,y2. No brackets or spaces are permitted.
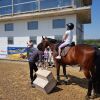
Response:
64,30,73,44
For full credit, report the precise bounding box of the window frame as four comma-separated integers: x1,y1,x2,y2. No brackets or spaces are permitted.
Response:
0,0,12,7
27,21,38,30
8,36,14,45
30,36,37,44
52,19,66,29
5,23,14,31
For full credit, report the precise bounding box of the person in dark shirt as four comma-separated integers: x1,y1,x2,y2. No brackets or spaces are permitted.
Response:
20,40,43,87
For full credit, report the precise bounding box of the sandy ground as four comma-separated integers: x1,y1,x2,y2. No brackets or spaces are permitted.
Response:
0,60,100,100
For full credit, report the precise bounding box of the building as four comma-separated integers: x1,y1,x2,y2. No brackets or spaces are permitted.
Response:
0,0,92,57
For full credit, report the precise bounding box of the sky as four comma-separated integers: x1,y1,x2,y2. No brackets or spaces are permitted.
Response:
84,0,100,39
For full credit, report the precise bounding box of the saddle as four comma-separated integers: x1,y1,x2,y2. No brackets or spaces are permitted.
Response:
60,42,75,57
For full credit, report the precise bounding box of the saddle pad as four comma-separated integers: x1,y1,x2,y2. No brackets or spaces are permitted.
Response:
61,46,71,57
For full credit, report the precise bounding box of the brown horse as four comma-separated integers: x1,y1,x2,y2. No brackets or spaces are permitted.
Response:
37,37,100,99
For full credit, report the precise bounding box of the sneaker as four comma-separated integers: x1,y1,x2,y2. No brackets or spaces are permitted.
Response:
31,83,35,88
56,55,61,59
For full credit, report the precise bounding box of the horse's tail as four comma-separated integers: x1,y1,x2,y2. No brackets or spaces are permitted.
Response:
94,49,100,94
95,48,100,68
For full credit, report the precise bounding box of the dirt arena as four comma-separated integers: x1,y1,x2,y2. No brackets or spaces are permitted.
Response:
0,60,100,100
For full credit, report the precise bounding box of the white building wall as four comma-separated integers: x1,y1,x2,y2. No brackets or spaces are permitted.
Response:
0,37,8,57
0,14,77,48
14,37,29,47
0,37,7,46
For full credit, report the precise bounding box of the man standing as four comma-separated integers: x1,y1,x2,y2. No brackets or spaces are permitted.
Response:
20,40,43,87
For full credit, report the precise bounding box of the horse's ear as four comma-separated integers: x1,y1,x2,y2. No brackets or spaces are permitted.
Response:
42,36,45,40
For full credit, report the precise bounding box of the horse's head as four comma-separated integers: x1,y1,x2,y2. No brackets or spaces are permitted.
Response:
37,36,50,51
37,36,57,51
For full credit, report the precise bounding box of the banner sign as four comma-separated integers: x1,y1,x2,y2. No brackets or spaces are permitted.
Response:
7,47,27,54
0,46,7,58
0,46,7,55
7,47,27,60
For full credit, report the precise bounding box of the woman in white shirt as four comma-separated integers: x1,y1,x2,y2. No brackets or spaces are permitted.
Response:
56,23,74,59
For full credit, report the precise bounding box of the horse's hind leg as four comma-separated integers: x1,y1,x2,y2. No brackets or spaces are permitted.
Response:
85,67,97,99
83,69,93,99
90,67,98,98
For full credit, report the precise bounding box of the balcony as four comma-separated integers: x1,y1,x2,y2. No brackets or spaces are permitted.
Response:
0,0,92,23
0,0,92,16
0,0,72,16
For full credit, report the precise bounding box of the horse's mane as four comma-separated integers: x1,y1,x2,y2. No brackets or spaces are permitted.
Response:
47,38,61,44
37,43,43,51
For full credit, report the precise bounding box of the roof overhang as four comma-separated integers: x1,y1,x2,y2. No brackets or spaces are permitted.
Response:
0,6,91,24
83,0,92,5
75,6,91,23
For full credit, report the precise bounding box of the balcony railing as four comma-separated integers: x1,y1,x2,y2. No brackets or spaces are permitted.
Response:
0,0,89,17
0,0,74,16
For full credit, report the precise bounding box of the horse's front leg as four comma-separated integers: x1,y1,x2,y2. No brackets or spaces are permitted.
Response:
55,62,60,82
62,65,69,84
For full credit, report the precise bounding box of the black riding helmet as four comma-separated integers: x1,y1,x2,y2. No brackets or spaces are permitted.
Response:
66,23,74,30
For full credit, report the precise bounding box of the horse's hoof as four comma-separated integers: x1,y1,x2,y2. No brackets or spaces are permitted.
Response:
57,82,61,85
96,93,100,97
63,80,68,85
89,95,95,99
85,95,90,100
64,78,69,82
91,93,100,99
57,81,61,85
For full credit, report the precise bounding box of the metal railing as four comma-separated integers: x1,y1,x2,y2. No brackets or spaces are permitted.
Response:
0,0,85,17
0,0,73,16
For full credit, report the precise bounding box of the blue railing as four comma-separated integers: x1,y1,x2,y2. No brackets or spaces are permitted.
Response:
0,0,73,16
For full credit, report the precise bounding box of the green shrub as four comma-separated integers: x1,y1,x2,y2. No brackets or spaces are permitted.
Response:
84,39,100,48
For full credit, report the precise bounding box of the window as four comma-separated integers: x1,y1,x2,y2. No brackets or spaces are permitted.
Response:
0,6,12,15
14,0,34,4
5,23,14,31
0,0,12,6
55,35,62,41
27,21,38,30
8,37,14,45
30,36,37,44
60,0,72,7
40,0,58,9
14,2,37,13
53,19,65,28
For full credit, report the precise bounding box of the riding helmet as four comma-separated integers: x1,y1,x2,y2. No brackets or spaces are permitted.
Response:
66,23,74,30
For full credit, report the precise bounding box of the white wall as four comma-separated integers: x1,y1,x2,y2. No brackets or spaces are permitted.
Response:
0,37,7,46
14,37,29,47
0,37,8,57
0,14,77,47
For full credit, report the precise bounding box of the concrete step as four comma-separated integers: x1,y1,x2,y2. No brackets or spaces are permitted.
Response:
33,77,57,94
36,69,54,81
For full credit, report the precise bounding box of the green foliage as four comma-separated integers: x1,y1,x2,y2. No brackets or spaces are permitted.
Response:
83,39,100,48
